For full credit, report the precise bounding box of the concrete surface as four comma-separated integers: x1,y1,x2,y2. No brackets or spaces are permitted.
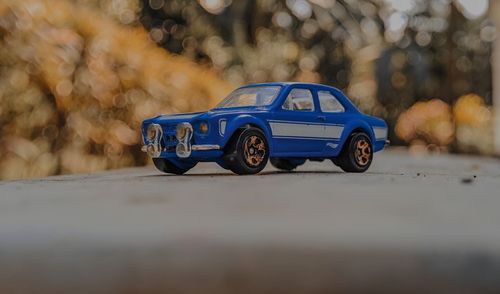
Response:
1,149,500,293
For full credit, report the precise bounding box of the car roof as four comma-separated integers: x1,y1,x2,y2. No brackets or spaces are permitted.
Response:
238,82,359,113
240,82,341,91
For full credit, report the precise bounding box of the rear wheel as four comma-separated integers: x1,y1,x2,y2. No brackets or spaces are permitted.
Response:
333,132,373,173
224,127,269,175
270,158,302,171
152,158,196,175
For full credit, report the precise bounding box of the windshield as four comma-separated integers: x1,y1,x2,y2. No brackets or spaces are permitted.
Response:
215,86,281,108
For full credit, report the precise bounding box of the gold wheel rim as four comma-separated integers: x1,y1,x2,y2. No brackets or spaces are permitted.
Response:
243,135,266,167
354,139,371,166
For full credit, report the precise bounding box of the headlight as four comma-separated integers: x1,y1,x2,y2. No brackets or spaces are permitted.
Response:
175,122,193,158
147,124,157,141
199,121,209,134
176,122,192,140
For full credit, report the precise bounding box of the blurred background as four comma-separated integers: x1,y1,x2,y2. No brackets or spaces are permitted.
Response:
0,0,498,180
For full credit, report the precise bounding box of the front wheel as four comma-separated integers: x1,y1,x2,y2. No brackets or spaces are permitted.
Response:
224,127,269,175
333,132,373,173
152,158,196,175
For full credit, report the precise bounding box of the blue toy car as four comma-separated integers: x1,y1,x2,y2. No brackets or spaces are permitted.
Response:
141,82,388,175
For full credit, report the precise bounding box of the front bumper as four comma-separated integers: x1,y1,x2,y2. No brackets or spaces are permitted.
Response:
141,144,220,154
142,122,220,158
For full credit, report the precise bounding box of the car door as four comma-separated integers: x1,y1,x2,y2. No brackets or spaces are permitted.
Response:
269,87,325,155
317,90,349,153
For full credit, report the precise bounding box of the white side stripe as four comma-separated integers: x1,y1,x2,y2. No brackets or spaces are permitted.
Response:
272,136,340,141
324,125,343,138
268,121,344,139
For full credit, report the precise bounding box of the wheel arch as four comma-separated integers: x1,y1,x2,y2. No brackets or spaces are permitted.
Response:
337,120,375,151
220,115,272,151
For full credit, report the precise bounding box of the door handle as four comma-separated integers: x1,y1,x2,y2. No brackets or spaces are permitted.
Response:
317,115,326,121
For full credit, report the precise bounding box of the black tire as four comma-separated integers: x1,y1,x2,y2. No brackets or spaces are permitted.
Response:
331,157,340,166
224,127,269,175
152,158,195,175
270,158,300,171
333,132,373,173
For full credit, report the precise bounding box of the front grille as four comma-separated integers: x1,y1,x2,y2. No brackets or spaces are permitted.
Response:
161,124,178,152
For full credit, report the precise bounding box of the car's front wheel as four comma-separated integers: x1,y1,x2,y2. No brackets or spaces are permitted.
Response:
333,132,373,173
224,127,269,175
152,158,196,175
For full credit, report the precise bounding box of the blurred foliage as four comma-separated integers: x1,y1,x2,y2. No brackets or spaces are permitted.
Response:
453,94,493,154
0,0,496,179
395,94,493,154
395,99,454,150
0,0,231,179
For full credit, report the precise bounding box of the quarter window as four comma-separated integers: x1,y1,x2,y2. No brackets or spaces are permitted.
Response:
282,89,315,111
318,91,345,113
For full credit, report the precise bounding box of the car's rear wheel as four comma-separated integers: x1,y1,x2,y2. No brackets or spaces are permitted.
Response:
333,132,373,173
152,158,196,175
270,158,303,171
224,127,269,175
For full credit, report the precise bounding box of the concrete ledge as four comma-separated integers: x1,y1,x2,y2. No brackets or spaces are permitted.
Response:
1,150,500,293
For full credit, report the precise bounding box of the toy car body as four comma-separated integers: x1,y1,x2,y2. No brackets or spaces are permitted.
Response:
141,82,388,175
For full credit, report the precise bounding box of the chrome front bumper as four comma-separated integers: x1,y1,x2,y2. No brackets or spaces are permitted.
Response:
192,144,221,151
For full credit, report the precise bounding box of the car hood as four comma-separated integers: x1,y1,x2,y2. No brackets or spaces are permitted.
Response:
145,107,268,124
145,112,206,124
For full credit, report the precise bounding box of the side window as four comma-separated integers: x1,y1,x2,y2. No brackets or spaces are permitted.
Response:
318,91,345,113
282,89,315,111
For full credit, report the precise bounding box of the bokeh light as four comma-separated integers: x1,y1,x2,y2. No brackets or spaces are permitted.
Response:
455,0,489,20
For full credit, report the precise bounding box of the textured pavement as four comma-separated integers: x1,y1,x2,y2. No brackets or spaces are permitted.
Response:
1,149,500,293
